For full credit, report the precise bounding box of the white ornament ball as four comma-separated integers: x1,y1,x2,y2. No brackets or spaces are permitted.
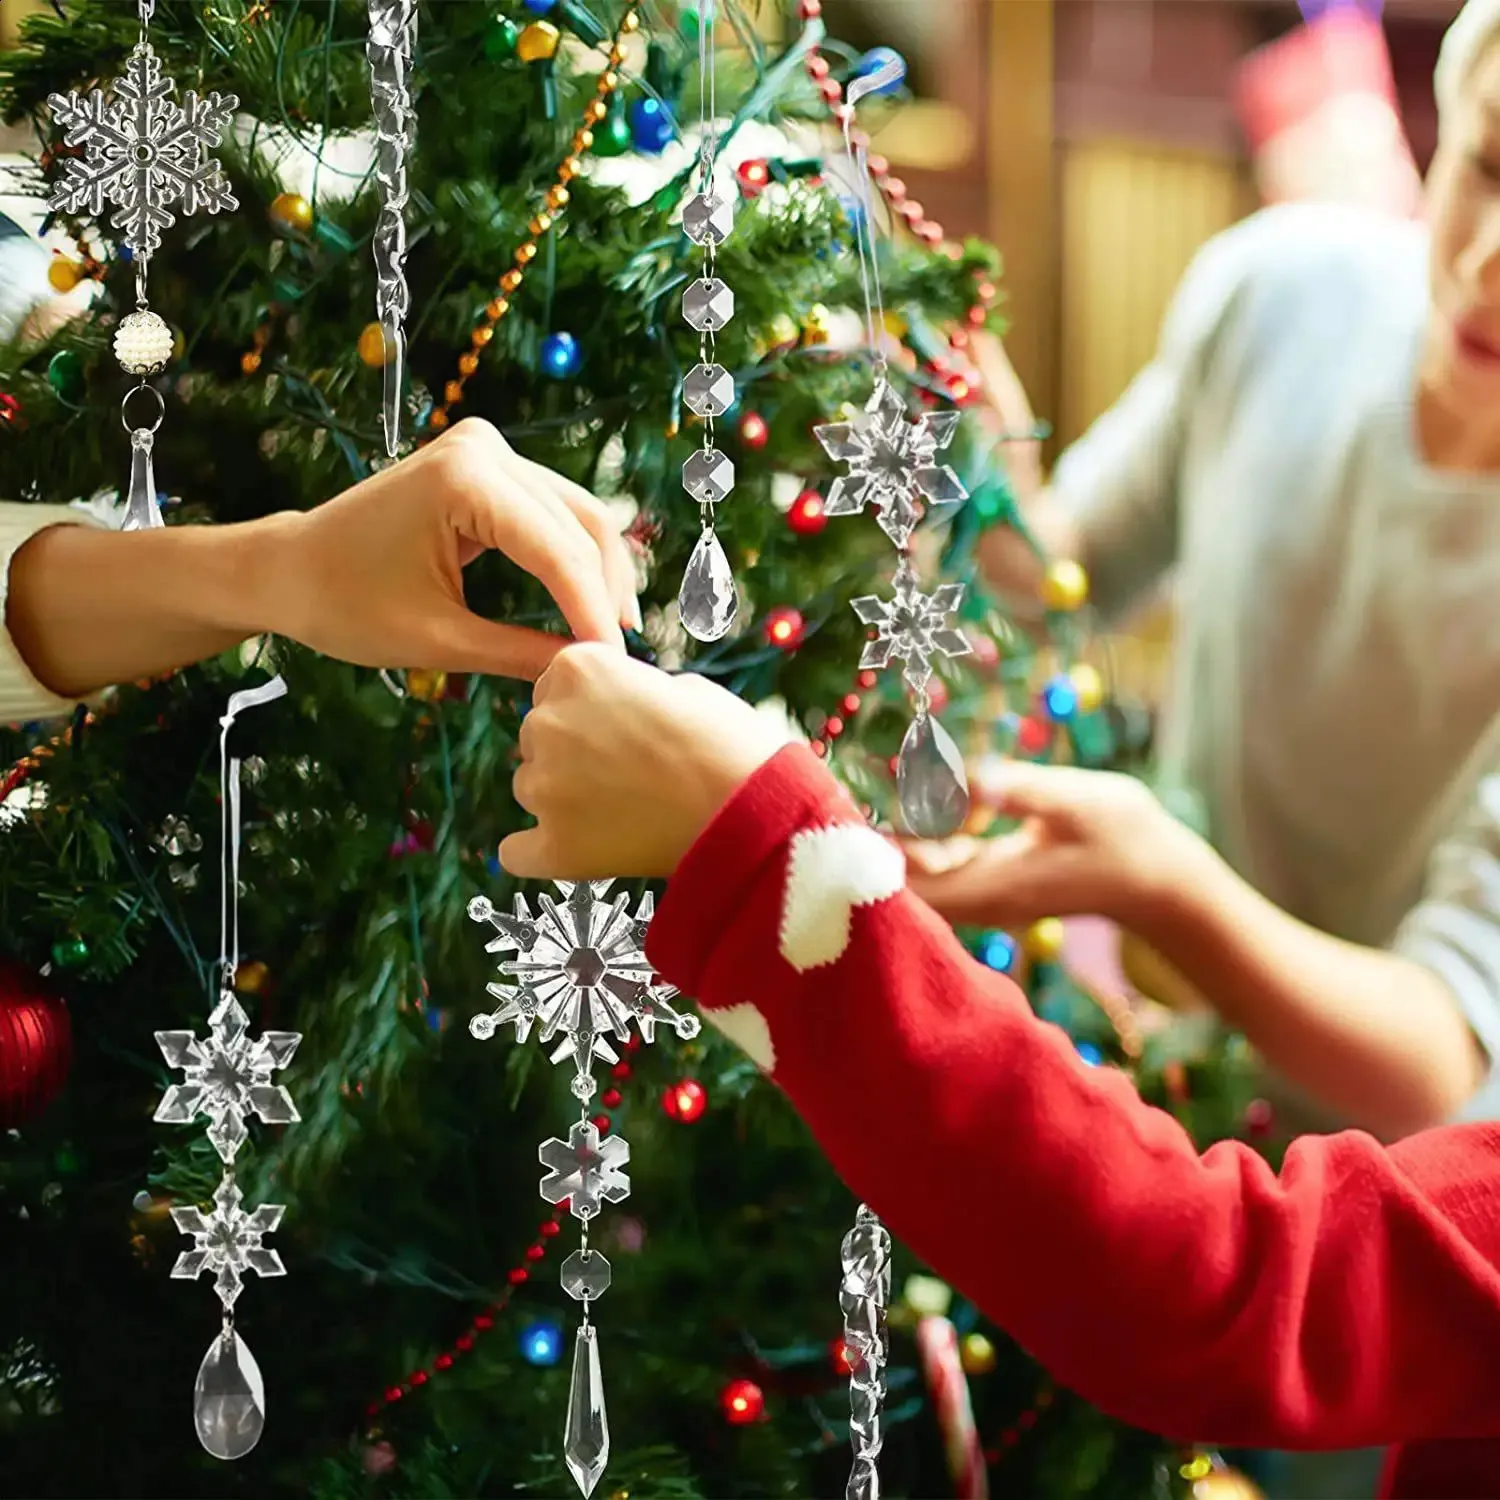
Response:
113,310,174,376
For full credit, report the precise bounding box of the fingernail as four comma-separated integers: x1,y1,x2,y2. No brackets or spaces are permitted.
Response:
629,598,645,632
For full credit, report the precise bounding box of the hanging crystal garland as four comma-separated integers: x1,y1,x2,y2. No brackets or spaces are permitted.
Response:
152,678,294,1460
468,883,699,1497
678,0,740,642
45,0,238,530
812,59,973,840
366,0,418,456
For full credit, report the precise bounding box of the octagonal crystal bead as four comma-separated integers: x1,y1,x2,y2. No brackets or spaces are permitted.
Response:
683,448,735,505
561,1248,613,1302
683,277,734,333
683,362,736,418
683,192,734,247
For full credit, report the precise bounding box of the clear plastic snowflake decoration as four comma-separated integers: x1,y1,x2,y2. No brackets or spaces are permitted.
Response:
46,41,238,259
154,992,300,1164
170,1175,285,1311
814,381,968,548
851,556,973,692
540,1121,632,1222
467,881,699,1099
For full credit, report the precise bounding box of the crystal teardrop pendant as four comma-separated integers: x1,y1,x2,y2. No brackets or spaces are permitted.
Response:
124,427,163,531
896,713,969,838
564,1323,610,1497
679,528,737,642
193,1327,265,1461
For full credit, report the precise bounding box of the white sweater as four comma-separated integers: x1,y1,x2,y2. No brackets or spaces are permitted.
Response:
1054,202,1500,1118
0,501,101,726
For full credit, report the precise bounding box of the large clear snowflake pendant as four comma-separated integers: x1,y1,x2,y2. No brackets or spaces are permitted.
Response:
170,1175,286,1312
467,882,699,1098
814,380,967,548
46,40,238,260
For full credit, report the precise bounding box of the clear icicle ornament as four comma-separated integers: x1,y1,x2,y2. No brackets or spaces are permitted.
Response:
677,0,738,643
45,0,237,534
365,0,417,456
841,1205,892,1500
468,880,695,1498
155,678,291,1460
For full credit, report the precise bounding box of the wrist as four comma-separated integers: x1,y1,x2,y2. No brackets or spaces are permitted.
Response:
210,511,307,640
1129,823,1234,953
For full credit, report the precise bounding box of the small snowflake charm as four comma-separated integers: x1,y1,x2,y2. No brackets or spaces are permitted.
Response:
539,1120,632,1221
46,40,238,260
468,883,698,1097
154,992,300,1164
850,556,972,692
814,381,967,548
170,1175,285,1311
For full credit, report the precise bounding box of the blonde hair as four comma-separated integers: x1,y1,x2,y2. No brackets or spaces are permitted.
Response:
1436,0,1500,126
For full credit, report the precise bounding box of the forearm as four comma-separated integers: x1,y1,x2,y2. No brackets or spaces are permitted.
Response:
1144,850,1486,1137
5,514,296,698
648,748,1500,1448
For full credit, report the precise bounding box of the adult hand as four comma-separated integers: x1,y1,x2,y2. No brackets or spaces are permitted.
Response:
268,418,640,679
498,644,787,879
905,760,1214,933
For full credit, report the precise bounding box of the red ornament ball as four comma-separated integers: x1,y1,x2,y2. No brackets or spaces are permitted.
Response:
0,961,73,1128
0,391,22,427
736,158,771,198
721,1377,766,1425
662,1078,708,1123
1015,716,1051,756
763,606,805,651
739,410,770,449
787,488,828,536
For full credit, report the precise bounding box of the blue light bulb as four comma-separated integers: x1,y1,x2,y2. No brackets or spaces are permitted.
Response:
628,97,674,155
977,932,1017,973
1042,673,1079,723
520,1318,564,1367
853,46,907,96
540,331,581,379
1076,1042,1104,1068
522,0,558,11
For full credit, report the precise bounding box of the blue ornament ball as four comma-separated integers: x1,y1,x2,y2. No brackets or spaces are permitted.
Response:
1075,1042,1104,1068
522,0,558,12
540,331,581,379
1041,673,1080,723
977,932,1018,974
853,46,907,96
628,96,674,154
520,1319,564,1367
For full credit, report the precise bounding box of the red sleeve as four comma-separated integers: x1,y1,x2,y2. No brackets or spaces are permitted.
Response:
646,745,1500,1450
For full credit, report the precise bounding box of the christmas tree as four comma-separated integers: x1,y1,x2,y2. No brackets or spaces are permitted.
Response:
0,3,1261,1496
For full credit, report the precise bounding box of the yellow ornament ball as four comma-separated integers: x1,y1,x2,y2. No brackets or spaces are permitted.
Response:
234,960,271,996
406,668,448,702
902,1273,952,1319
269,191,314,235
802,303,832,346
1192,1468,1266,1500
766,312,801,353
47,257,84,293
882,309,908,340
1040,558,1089,613
358,321,394,368
517,19,561,62
1069,662,1104,714
959,1332,997,1375
1023,917,1066,963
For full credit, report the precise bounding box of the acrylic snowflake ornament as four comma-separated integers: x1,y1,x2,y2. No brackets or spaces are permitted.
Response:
170,1175,285,1311
467,883,699,1099
539,1120,632,1222
154,992,300,1164
814,381,968,548
47,41,238,260
851,556,972,692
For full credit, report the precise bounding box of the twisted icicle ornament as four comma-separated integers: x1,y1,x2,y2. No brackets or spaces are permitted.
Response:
840,1204,893,1500
366,0,417,456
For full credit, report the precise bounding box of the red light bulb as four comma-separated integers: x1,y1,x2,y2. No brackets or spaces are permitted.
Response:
739,410,770,449
720,1377,766,1425
787,488,827,536
662,1078,708,1123
736,158,771,198
763,606,805,651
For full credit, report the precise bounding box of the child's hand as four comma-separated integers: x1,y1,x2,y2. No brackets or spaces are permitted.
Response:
498,644,787,879
905,761,1213,933
268,418,640,680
